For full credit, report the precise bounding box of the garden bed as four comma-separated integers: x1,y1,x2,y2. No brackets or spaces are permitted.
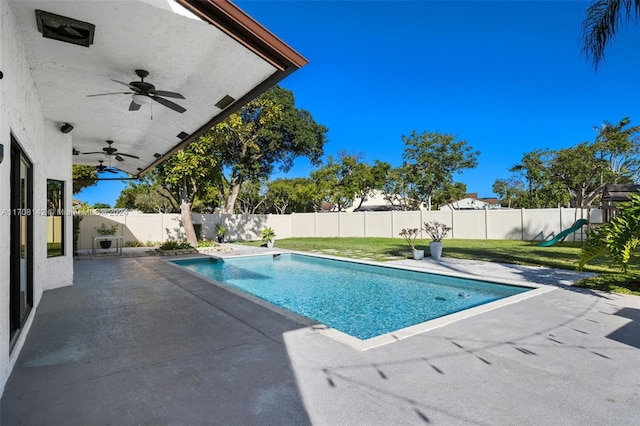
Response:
156,244,234,256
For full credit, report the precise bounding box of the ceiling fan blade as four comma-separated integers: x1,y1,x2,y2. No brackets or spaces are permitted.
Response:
106,169,118,174
129,100,141,111
152,90,185,99
114,154,125,162
87,92,132,97
82,151,103,155
111,79,134,89
151,95,186,113
117,153,140,159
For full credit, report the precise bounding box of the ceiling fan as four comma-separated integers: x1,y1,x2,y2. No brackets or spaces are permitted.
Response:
95,160,117,174
81,140,139,162
87,69,186,113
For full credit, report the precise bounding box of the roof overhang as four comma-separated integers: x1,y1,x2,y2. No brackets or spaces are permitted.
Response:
10,0,307,176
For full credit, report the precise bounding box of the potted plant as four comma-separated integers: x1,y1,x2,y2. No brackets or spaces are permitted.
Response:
95,222,118,249
399,228,423,260
424,221,451,260
261,226,276,248
215,223,227,243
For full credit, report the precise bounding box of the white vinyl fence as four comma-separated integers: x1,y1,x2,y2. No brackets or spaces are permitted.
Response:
77,208,602,250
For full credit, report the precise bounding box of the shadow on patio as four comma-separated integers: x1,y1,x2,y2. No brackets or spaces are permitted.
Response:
1,255,311,425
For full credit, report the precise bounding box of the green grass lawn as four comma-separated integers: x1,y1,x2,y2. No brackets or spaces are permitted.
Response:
238,237,640,296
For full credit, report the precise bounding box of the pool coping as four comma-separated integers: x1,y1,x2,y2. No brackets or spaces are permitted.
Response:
166,250,557,351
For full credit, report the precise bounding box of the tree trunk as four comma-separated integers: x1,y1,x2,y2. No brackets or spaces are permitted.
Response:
179,182,198,247
355,193,366,211
222,178,242,214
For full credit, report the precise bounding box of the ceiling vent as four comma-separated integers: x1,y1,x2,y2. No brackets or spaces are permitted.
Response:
176,131,189,140
215,95,235,110
35,10,95,47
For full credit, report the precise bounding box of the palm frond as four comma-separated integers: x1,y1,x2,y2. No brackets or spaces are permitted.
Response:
580,192,640,271
582,0,640,70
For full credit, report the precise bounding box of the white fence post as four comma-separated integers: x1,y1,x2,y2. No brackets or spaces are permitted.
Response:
390,210,394,238
484,208,488,239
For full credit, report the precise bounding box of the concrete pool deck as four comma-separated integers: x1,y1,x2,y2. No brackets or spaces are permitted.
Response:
2,249,640,425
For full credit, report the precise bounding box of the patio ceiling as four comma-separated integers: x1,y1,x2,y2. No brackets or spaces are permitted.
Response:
10,0,307,176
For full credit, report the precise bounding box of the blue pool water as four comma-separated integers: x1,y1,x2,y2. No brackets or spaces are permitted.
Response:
173,254,530,340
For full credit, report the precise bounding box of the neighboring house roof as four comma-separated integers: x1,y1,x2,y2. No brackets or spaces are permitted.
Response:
439,195,502,210
464,193,500,205
479,197,501,205
12,0,307,176
349,190,424,212
319,202,337,212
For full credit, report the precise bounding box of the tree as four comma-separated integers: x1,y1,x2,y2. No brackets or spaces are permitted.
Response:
206,86,327,213
352,160,392,211
311,153,362,212
154,138,219,246
401,131,479,210
431,181,468,209
310,153,390,212
507,149,568,208
264,178,319,214
492,178,524,208
495,119,639,208
115,173,178,213
380,166,413,210
510,149,549,198
72,165,98,194
264,179,294,214
93,202,111,209
549,142,607,207
235,180,267,214
593,117,640,183
582,0,640,70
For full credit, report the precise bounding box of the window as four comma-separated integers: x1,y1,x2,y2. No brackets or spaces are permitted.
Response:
10,138,33,346
47,179,64,257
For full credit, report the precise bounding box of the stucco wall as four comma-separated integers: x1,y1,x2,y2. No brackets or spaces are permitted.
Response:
0,0,73,396
0,0,8,402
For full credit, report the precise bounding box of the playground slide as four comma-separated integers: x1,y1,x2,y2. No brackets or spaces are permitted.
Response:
538,218,588,247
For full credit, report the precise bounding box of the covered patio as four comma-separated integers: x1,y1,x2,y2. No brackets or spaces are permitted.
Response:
3,253,640,425
0,0,306,396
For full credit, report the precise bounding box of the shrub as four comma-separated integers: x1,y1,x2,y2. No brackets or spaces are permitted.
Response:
580,193,640,273
125,240,145,247
197,239,216,248
215,223,227,236
261,227,276,241
160,240,193,250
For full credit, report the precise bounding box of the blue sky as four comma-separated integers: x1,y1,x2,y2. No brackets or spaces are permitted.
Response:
77,0,640,207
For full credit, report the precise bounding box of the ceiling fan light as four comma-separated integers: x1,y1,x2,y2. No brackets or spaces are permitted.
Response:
132,94,151,106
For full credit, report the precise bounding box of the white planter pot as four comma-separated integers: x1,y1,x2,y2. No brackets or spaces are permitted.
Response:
430,242,443,260
412,249,424,260
266,239,275,248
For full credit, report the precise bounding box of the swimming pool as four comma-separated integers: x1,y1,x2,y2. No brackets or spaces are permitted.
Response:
173,253,531,342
